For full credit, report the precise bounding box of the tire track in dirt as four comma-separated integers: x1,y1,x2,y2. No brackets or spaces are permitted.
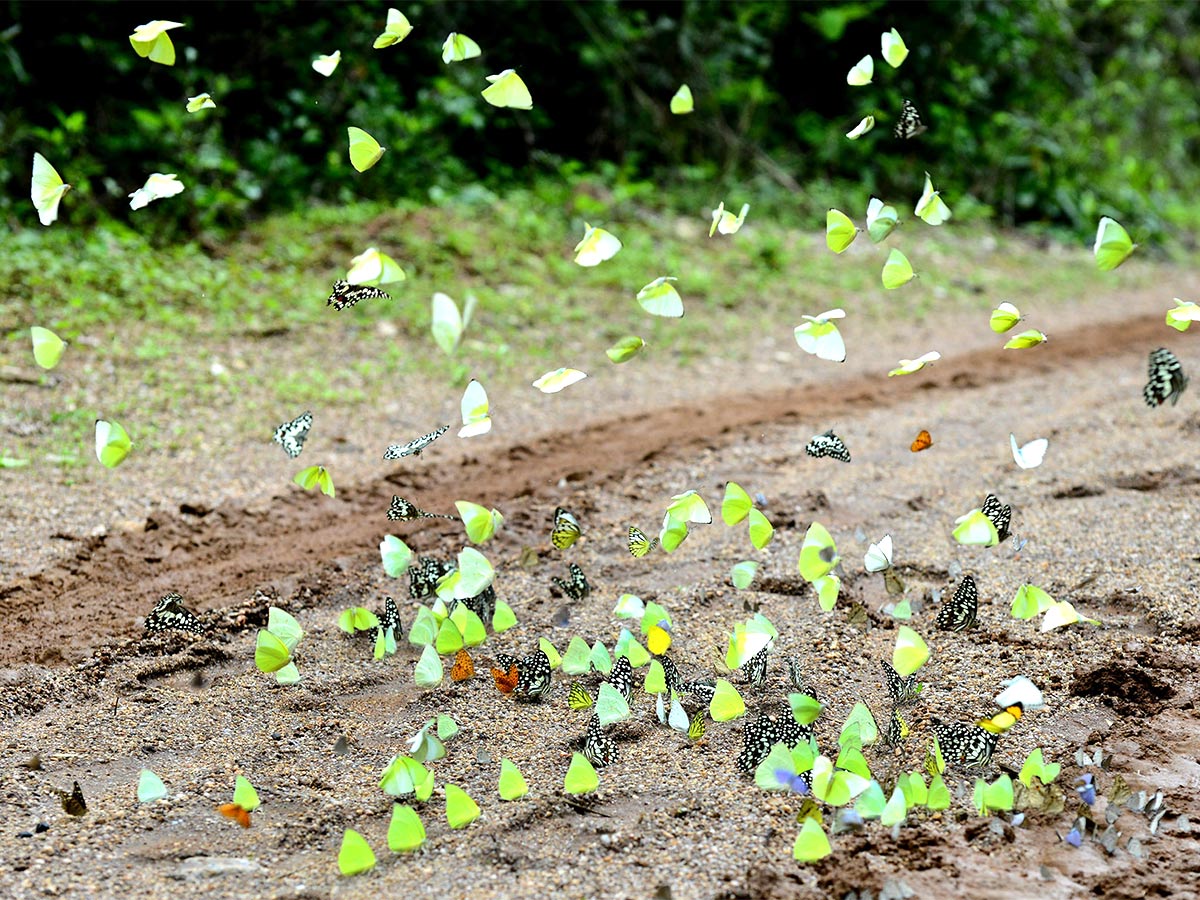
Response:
0,312,1169,666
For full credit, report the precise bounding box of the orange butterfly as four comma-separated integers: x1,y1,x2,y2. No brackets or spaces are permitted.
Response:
491,665,519,694
218,803,252,828
450,649,475,682
910,429,933,452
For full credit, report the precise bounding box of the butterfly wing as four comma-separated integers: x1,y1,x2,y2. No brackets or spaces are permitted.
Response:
936,575,979,631
551,507,582,549
805,430,851,462
567,682,594,710
515,649,552,699
553,563,591,600
450,648,475,682
61,781,87,816
741,645,768,688
583,713,617,767
608,657,634,703
145,591,205,634
980,494,1012,542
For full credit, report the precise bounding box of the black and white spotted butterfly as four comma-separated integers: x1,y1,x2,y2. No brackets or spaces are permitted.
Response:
736,711,810,774
409,556,454,599
584,713,618,767
683,678,716,705
933,721,999,770
144,591,205,635
981,493,1012,543
741,645,769,688
660,655,685,694
805,429,851,462
515,648,553,700
1143,348,1188,408
375,596,401,643
552,563,591,601
884,706,908,746
387,495,455,521
449,585,496,627
383,425,450,460
936,574,979,632
326,279,390,310
272,411,312,459
880,660,920,705
894,99,927,139
608,657,634,703
787,657,819,701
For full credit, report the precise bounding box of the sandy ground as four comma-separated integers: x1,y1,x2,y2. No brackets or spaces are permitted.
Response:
2,281,1200,900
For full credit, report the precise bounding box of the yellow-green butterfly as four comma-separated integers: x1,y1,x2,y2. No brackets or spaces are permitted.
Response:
347,127,385,172
709,201,749,236
128,173,184,210
567,682,594,710
1166,299,1200,332
387,804,425,851
445,784,480,828
989,301,1023,333
374,9,413,49
891,625,929,676
564,752,599,794
826,208,859,254
533,367,587,393
881,28,908,67
337,828,376,875
881,248,915,289
670,84,694,114
348,247,407,286
575,222,622,266
846,54,873,86
498,758,528,801
293,465,334,497
30,326,66,370
606,335,645,363
866,197,898,243
482,69,533,109
846,115,875,140
628,525,659,558
442,32,481,63
973,774,1014,815
637,276,684,317
129,20,183,66
456,501,504,544
431,291,474,355
31,153,71,226
551,507,582,549
312,50,341,77
1094,216,1136,271
95,419,133,468
459,379,492,437
888,350,941,376
915,172,952,226
186,93,216,113
136,769,168,803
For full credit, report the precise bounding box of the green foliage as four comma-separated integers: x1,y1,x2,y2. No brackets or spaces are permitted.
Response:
1,1,1197,240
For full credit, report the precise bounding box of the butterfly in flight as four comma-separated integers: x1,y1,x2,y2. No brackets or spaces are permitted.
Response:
584,713,618,767
449,648,475,682
910,429,933,452
627,525,659,558
57,781,87,816
144,591,205,635
1143,347,1188,407
894,99,927,139
551,507,582,550
980,493,1012,542
326,279,390,310
880,660,920,705
387,496,455,521
218,803,252,828
552,563,591,601
383,425,449,460
272,411,312,459
936,574,979,632
805,429,851,462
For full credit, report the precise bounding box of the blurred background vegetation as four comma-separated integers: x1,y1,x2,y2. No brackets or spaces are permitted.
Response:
2,0,1199,244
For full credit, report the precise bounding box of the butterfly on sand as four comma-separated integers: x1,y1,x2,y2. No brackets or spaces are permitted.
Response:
144,591,205,635
608,657,634,703
491,662,519,695
551,507,582,550
910,429,933,452
805,429,851,462
57,781,87,816
409,556,454,599
514,649,553,700
933,722,999,770
552,563,590,601
448,586,496,629
1143,347,1188,407
880,660,920,705
884,707,909,746
383,425,449,460
326,279,390,310
981,493,1012,542
737,712,809,774
218,803,252,828
741,645,769,688
375,596,402,644
687,708,707,742
387,496,455,521
683,679,716,705
628,525,659,558
272,411,312,459
894,98,927,139
567,681,594,710
584,713,618,767
450,648,475,682
660,655,685,694
936,574,979,632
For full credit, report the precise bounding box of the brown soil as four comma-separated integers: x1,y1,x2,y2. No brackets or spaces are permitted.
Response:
3,301,1200,899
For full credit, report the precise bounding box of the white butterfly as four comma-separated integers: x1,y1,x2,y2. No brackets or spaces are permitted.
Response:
1010,433,1048,469
863,534,893,573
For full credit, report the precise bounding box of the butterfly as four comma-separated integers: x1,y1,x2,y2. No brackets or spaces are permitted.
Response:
374,596,402,643
409,556,454,599
805,429,851,462
683,679,716,705
218,803,252,828
57,781,87,816
933,722,999,769
515,649,553,700
450,648,475,682
741,645,769,688
608,657,634,703
1143,348,1188,407
383,425,449,460
786,657,819,701
272,411,312,459
660,655,685,694
551,507,582,550
687,708,707,742
884,707,909,746
737,713,809,774
894,98,927,139
552,563,590,601
627,525,659,558
880,660,920,705
584,713,618,767
981,493,1012,542
326,279,390,310
144,591,205,635
978,703,1024,735
937,574,979,632
910,429,933,452
387,495,455,521
491,663,519,695
449,585,496,628
567,681,595,710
